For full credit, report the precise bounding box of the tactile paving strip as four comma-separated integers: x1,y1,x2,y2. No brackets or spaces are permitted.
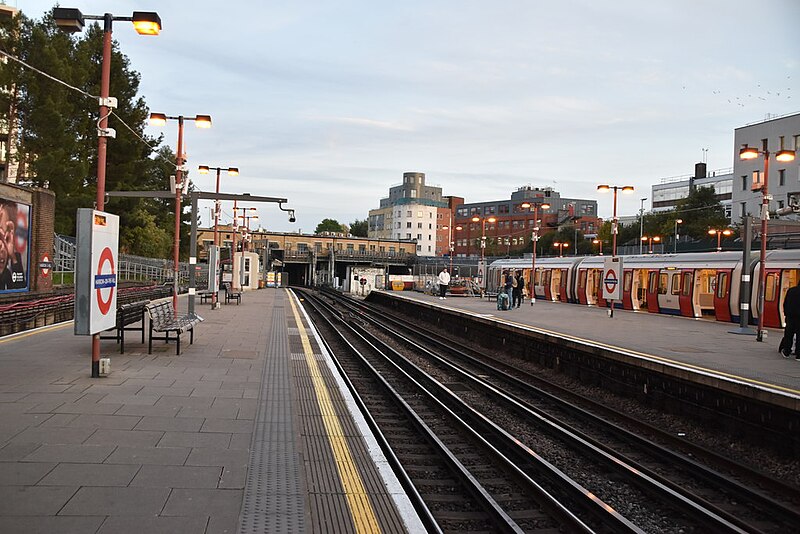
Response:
238,300,305,534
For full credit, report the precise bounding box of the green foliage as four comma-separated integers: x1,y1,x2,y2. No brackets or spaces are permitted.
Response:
1,9,185,258
349,218,368,237
316,218,344,234
673,186,729,239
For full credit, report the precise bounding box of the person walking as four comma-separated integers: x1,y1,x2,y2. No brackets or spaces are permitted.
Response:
504,269,515,309
780,281,800,359
512,270,525,308
437,267,451,300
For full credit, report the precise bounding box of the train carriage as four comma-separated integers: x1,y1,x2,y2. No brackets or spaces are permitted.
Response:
487,249,800,328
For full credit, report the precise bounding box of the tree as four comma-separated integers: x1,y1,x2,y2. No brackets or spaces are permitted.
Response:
674,186,729,239
315,218,344,234
349,218,368,237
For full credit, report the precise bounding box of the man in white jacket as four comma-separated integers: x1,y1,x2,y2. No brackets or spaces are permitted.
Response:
437,267,451,299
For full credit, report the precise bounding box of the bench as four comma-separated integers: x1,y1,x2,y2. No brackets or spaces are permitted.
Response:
197,290,213,304
101,300,148,354
222,282,241,305
145,301,203,355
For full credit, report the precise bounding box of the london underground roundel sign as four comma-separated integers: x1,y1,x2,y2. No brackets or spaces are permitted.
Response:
95,246,116,315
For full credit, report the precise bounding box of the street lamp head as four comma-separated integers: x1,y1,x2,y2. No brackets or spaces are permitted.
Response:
676,218,683,224
540,202,551,210
520,202,531,209
131,11,162,35
562,243,569,248
52,8,85,33
149,112,167,126
621,186,635,194
471,216,480,223
597,184,610,193
592,239,600,244
198,165,210,174
641,236,648,241
487,216,497,223
227,167,239,176
455,225,463,230
776,149,796,163
722,229,733,236
194,115,212,128
653,236,661,243
739,144,759,160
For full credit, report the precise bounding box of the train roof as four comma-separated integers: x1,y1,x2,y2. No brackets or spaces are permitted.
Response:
489,250,779,270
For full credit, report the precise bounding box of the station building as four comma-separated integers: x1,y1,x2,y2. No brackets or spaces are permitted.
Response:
651,163,734,219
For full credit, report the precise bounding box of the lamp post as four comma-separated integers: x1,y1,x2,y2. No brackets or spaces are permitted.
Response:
520,201,550,304
149,113,212,316
641,235,661,254
441,219,462,274
198,165,238,307
472,215,496,292
597,184,634,257
639,197,647,254
553,241,569,257
592,239,603,255
54,7,161,379
739,142,796,341
708,228,733,252
674,219,683,253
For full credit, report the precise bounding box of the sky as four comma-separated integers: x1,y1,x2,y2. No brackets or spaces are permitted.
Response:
11,0,800,233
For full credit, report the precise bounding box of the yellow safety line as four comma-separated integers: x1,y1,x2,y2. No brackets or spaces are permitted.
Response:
0,321,71,344
287,294,382,534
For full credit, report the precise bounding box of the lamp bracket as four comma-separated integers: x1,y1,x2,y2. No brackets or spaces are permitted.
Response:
98,96,118,109
763,194,773,201
98,127,116,139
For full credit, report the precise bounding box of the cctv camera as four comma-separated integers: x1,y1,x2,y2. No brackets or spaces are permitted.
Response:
289,210,296,223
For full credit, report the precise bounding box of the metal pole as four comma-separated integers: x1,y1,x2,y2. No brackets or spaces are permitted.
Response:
90,14,114,379
172,116,185,317
188,194,198,315
212,168,221,307
529,205,537,305
232,202,238,289
731,216,756,335
639,197,646,254
756,152,770,342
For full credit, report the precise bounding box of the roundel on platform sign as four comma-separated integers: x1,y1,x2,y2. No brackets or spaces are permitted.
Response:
604,269,618,294
94,246,117,315
40,253,52,277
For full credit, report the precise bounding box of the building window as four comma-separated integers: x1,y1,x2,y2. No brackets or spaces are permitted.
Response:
498,204,509,214
406,222,412,228
742,175,747,191
427,245,431,252
740,202,747,219
416,245,421,251
407,210,412,217
779,169,786,186
406,233,412,239
417,211,423,217
417,222,422,228
416,234,422,240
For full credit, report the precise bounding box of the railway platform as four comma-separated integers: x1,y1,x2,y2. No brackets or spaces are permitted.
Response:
0,289,423,533
381,289,800,398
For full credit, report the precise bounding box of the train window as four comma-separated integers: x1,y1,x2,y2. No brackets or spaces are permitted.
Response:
716,272,728,298
649,272,658,293
765,273,777,302
658,273,668,295
578,271,586,289
623,271,632,292
680,273,690,296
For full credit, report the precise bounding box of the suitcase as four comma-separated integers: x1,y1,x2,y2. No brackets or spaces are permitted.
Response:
497,292,510,311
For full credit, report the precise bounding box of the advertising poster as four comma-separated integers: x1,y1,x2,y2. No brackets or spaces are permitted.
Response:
0,198,31,293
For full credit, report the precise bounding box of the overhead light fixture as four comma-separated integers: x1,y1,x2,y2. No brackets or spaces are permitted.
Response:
131,11,161,35
52,8,85,33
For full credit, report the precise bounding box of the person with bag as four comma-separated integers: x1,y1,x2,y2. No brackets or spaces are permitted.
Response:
512,270,524,308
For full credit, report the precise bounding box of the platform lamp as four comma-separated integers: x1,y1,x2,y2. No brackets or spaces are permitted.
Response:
674,219,683,253
592,238,604,255
520,201,550,304
471,215,496,292
641,235,661,254
739,142,796,341
149,112,212,316
597,184,634,257
441,220,462,273
708,228,733,252
198,165,238,307
54,7,161,379
553,241,569,257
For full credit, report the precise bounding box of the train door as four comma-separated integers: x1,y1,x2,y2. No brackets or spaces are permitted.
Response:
646,270,660,313
551,269,562,301
713,270,733,322
622,270,633,310
558,269,569,302
532,269,543,301
762,269,782,328
586,269,600,305
542,270,553,301
634,270,648,310
678,270,694,317
577,269,588,304
658,271,682,315
778,269,800,327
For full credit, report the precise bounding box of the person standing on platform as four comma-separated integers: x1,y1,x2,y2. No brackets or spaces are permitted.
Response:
437,267,451,300
780,281,800,359
513,270,525,308
504,269,515,309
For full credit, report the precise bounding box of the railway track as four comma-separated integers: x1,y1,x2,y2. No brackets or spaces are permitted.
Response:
300,288,800,533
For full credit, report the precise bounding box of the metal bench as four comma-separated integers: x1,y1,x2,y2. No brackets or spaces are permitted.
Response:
197,290,213,304
145,300,203,355
101,300,148,354
222,282,241,305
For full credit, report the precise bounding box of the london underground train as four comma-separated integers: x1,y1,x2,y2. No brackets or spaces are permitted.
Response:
487,250,800,328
